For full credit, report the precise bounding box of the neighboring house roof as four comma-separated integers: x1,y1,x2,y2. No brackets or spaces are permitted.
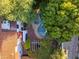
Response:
62,36,79,59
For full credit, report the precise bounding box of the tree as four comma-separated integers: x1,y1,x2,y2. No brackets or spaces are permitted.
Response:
40,0,79,41
0,0,34,22
0,0,13,15
50,49,68,59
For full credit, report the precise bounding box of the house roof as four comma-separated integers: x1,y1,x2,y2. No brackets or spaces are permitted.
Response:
62,36,79,59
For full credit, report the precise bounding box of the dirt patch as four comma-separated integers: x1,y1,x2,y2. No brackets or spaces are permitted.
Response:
0,30,17,59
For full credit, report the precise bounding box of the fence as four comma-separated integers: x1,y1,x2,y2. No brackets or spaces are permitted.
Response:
30,40,40,52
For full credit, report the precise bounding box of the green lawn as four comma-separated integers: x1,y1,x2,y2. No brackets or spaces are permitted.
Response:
24,38,30,49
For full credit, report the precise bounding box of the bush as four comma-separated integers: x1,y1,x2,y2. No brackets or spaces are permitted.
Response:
50,49,68,59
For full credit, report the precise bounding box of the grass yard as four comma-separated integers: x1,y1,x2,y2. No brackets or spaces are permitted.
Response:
24,38,31,49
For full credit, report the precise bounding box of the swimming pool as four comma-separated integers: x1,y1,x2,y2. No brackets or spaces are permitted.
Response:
33,14,47,38
37,23,47,37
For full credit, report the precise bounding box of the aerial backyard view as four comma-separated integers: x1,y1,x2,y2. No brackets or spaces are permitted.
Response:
0,0,79,59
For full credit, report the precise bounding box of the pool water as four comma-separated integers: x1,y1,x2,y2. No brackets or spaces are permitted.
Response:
34,14,47,37
38,23,47,37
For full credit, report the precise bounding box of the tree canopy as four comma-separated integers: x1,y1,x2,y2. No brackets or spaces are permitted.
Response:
0,0,34,22
41,0,79,41
50,49,68,59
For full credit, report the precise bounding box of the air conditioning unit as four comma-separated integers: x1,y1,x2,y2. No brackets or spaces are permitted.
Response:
17,21,23,32
1,20,10,30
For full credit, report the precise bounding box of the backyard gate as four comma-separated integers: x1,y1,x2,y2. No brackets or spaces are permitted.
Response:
31,40,40,52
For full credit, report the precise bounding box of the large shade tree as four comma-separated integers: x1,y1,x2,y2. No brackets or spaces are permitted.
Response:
40,0,79,41
0,0,34,22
